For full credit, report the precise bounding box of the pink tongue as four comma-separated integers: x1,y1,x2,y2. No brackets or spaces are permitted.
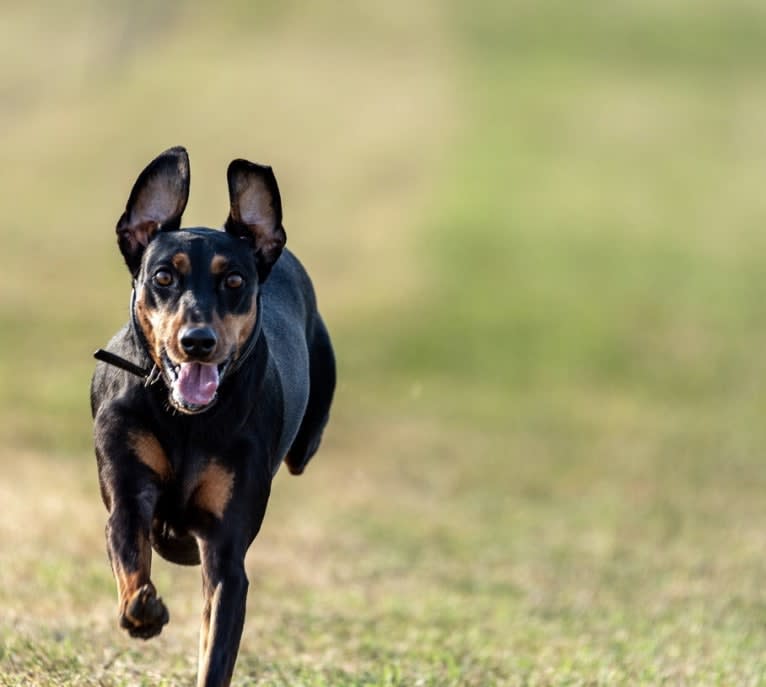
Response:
175,363,219,406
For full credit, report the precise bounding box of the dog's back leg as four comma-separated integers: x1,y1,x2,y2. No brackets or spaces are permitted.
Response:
285,315,336,475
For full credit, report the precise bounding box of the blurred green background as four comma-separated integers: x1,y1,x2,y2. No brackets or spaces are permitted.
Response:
3,1,766,685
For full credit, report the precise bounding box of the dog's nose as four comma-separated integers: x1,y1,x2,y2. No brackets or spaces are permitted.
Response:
180,327,217,358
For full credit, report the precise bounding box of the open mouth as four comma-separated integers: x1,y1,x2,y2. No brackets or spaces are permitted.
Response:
162,351,230,414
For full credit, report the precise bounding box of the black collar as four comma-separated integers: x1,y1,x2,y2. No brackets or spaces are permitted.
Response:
93,286,263,391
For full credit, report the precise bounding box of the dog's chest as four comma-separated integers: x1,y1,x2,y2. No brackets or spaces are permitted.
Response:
156,447,235,525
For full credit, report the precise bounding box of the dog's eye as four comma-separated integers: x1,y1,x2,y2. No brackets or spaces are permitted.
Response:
225,273,244,289
153,269,174,287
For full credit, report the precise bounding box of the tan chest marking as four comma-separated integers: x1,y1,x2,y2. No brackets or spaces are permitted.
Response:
192,462,234,519
129,431,172,481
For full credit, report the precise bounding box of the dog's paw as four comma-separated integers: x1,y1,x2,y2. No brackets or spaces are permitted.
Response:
120,583,169,639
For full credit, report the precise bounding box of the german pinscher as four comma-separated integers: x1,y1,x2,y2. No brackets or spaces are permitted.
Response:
91,147,335,686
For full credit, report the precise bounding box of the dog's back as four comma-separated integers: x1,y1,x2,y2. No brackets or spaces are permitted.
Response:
262,249,336,475
259,247,335,473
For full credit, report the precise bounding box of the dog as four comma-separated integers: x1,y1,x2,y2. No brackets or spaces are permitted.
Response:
90,147,335,686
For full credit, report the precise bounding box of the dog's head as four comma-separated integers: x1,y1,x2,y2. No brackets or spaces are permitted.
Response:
115,147,286,414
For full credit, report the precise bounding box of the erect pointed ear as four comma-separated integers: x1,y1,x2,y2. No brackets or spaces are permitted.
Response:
224,159,286,282
116,146,190,275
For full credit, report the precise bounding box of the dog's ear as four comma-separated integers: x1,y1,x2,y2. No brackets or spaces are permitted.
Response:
116,146,190,275
225,159,286,282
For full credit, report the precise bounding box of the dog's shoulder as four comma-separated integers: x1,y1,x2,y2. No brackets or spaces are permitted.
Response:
261,249,315,310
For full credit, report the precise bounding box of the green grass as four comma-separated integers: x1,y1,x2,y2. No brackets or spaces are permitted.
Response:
3,0,766,684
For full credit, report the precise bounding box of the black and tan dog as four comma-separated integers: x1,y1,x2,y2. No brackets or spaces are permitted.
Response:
90,147,335,686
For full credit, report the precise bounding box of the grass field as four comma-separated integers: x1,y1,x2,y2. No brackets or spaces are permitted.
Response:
3,1,766,685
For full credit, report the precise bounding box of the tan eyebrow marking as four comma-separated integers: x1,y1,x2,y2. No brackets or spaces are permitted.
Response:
211,255,229,275
172,253,191,275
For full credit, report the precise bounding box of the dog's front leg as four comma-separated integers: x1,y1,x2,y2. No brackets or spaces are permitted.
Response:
195,535,250,687
193,467,271,687
105,485,169,639
96,422,170,639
